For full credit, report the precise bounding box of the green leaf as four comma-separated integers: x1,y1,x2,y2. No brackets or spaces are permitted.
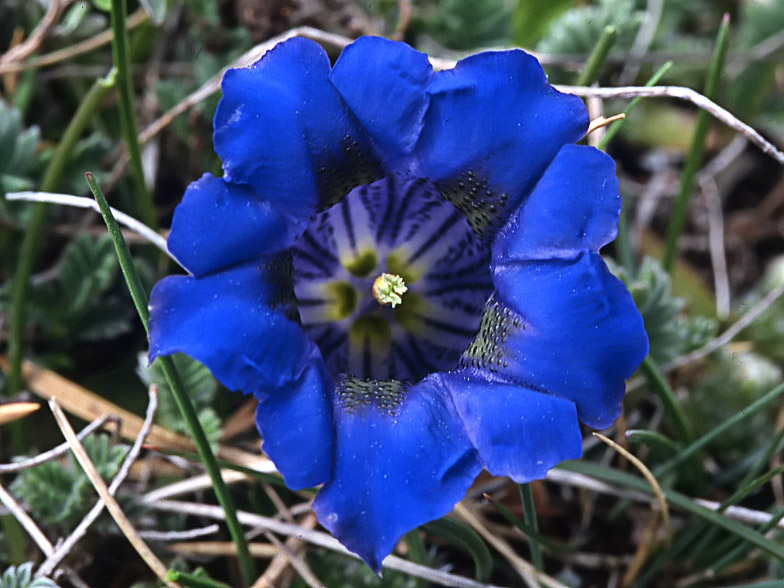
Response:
512,0,575,48
1,563,59,588
137,353,221,448
0,101,41,199
59,233,118,312
92,0,112,14
536,0,643,56
416,0,512,50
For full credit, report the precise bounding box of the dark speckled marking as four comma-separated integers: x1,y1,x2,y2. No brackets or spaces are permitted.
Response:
459,296,523,373
335,375,409,415
314,134,383,212
437,170,509,243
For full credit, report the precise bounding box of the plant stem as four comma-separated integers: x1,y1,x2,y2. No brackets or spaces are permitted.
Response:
86,173,256,586
6,73,115,398
576,25,617,86
519,484,544,571
662,14,730,273
109,0,157,229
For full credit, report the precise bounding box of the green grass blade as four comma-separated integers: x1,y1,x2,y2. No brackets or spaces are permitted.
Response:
424,518,493,582
662,14,730,272
6,73,115,399
639,356,695,444
519,483,544,570
559,460,784,561
109,0,157,229
597,61,673,150
86,173,256,585
656,381,784,478
576,25,617,86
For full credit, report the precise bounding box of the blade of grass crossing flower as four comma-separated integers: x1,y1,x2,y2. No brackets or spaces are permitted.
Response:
558,460,784,561
639,357,695,445
110,0,156,229
597,60,673,150
662,14,730,273
6,72,116,406
519,484,544,570
424,518,493,582
576,25,617,86
86,173,257,585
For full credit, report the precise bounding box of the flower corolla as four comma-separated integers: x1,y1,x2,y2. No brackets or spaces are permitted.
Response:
148,36,649,571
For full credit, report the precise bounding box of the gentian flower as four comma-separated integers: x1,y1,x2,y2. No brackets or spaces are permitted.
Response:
148,36,648,571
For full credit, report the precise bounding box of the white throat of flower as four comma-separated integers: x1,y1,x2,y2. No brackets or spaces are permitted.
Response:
372,273,407,308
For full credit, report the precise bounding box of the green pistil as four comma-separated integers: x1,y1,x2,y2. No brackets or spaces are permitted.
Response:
325,281,358,320
372,273,407,308
344,249,378,277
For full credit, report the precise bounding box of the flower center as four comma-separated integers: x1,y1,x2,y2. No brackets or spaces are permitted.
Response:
291,175,493,383
372,273,407,307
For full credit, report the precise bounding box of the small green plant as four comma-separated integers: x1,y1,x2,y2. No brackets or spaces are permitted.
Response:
0,563,59,588
10,435,127,530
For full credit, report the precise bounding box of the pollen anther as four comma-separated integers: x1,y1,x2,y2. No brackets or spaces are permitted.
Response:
372,273,407,308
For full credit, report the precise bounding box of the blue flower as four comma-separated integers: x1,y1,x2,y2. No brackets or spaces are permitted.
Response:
148,36,649,571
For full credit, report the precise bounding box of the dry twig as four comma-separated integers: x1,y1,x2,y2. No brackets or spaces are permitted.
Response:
0,415,113,474
48,397,178,588
36,387,159,578
147,499,509,588
0,481,54,557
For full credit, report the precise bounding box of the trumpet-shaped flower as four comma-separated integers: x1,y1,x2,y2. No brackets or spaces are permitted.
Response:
148,36,648,571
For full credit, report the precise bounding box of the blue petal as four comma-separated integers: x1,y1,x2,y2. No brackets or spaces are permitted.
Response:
214,38,381,219
441,373,582,482
148,263,319,393
494,145,621,262
254,363,334,489
168,173,299,277
330,37,433,160
489,254,648,429
312,377,481,572
412,50,588,239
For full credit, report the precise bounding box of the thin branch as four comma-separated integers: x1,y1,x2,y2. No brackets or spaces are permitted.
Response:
47,396,177,588
138,524,220,542
5,192,173,259
557,85,784,166
0,9,148,74
0,481,54,557
36,388,158,578
0,0,69,67
261,532,323,588
0,415,113,473
147,500,509,588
